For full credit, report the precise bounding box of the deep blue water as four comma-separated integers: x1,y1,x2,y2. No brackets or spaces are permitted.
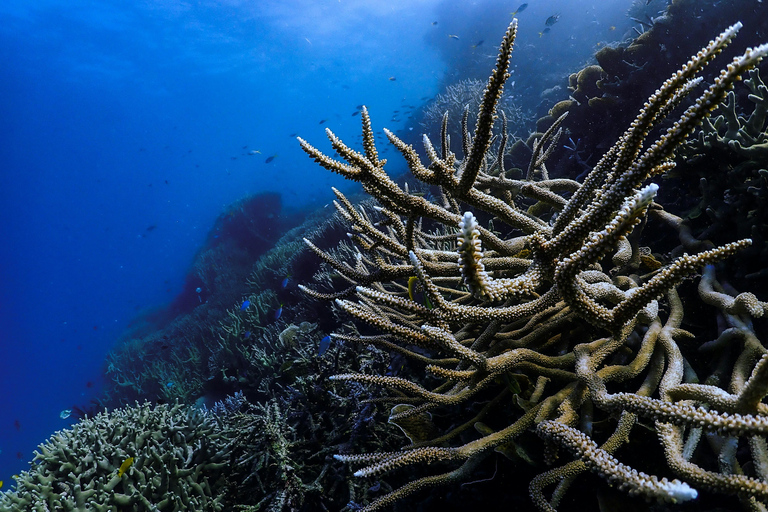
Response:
0,0,638,484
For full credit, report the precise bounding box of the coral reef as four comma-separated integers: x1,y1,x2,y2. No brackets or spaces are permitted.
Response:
299,18,768,512
16,3,768,512
102,203,333,407
101,204,404,510
0,402,231,511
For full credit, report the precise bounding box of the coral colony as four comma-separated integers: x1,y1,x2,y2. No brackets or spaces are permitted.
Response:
299,20,768,511
0,403,230,509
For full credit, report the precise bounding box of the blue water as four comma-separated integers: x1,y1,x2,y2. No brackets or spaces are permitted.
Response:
0,0,638,483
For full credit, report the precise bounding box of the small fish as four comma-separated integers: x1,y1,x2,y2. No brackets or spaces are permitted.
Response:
355,104,364,109
545,14,560,27
146,225,157,232
609,25,616,31
388,76,396,81
60,409,72,419
447,34,459,40
318,335,332,356
511,3,527,15
471,40,484,48
117,457,134,478
289,132,298,137
248,150,261,155
265,154,277,164
431,21,438,25
166,381,175,388
242,330,251,340
240,300,251,311
274,304,283,320
318,119,327,124
281,276,290,288
407,276,419,301
539,27,551,37
351,111,360,116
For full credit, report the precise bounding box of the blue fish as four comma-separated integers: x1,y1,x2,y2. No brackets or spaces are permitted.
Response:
240,300,251,311
319,335,332,356
281,276,290,288
545,13,560,27
512,3,527,16
242,330,251,340
274,304,283,320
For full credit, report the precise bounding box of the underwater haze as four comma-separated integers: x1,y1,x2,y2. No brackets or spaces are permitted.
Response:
0,0,639,485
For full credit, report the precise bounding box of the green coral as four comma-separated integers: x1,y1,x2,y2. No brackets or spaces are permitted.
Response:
0,402,232,511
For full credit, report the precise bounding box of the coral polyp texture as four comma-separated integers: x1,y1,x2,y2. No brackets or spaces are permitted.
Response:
0,402,231,511
299,19,768,511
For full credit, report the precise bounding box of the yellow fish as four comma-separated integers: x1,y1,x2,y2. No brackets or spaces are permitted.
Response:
0,480,3,489
117,457,134,477
407,276,418,301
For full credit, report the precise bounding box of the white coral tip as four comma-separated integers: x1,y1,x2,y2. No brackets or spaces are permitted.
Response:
659,479,698,503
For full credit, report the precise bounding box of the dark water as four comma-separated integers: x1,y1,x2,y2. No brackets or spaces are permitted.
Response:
0,0,663,487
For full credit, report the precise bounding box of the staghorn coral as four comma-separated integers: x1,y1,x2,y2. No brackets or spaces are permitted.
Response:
210,322,402,511
298,19,768,511
0,402,231,511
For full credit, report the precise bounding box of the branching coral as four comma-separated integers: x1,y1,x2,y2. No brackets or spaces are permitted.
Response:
299,19,768,511
0,402,231,511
